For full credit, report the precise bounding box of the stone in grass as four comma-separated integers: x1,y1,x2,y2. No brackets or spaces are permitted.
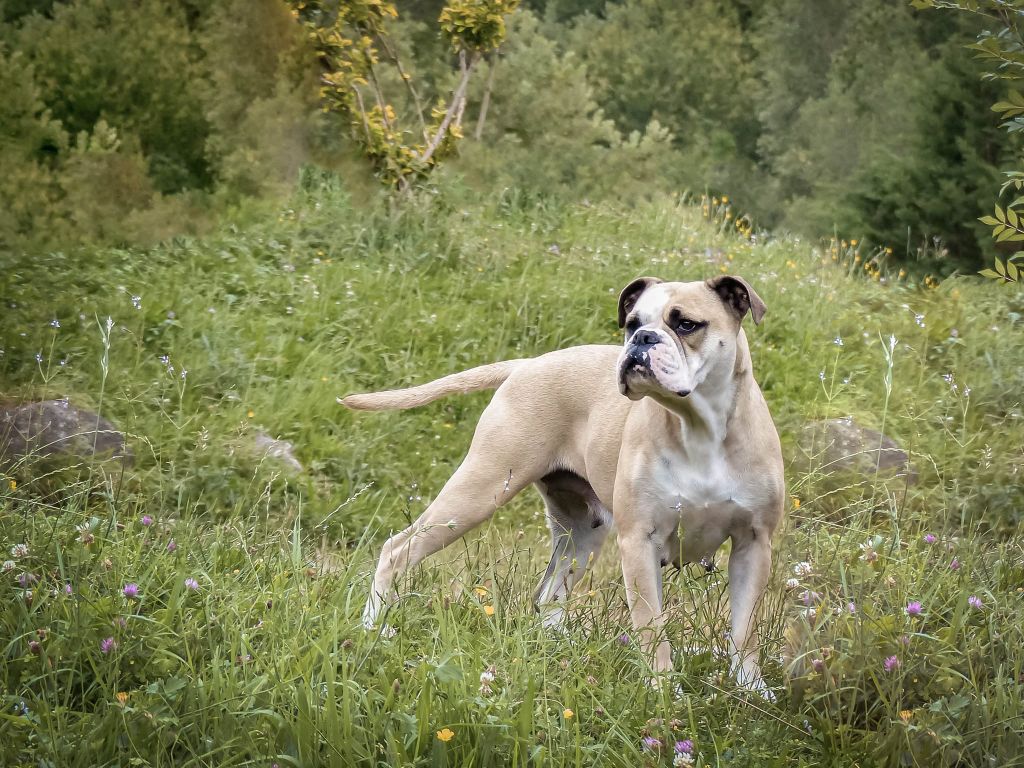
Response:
0,399,131,468
799,417,915,483
251,430,303,473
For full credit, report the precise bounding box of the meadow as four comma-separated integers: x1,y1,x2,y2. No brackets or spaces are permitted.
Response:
1,177,1022,766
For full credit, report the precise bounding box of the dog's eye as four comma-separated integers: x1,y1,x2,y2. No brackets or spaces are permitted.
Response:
676,318,701,335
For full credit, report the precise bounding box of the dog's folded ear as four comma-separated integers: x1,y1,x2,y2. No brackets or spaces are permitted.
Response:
707,275,767,325
617,276,663,328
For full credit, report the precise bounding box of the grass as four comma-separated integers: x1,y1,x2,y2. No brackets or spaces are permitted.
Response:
1,175,1023,766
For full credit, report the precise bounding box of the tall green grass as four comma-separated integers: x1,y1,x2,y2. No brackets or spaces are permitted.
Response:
1,180,1022,766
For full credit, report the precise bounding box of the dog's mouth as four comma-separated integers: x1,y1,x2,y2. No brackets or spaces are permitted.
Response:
618,353,692,400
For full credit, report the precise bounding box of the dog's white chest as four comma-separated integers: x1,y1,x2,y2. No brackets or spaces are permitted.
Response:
650,443,753,558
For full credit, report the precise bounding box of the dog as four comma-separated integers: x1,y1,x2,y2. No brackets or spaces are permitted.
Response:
342,275,784,694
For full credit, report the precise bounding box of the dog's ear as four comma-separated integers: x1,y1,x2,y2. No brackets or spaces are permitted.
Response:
706,275,767,325
617,276,663,328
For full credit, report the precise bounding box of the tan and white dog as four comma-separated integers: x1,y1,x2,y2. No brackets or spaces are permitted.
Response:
342,275,785,694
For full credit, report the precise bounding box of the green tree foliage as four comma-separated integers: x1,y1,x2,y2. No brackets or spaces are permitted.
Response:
0,0,1014,272
911,0,1024,281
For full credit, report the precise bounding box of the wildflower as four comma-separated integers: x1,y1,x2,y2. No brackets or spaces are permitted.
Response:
473,586,488,597
247,410,255,419
50,318,60,328
793,561,812,577
642,736,663,752
799,590,821,606
184,578,199,591
923,534,936,544
17,573,37,588
905,601,922,617
899,634,911,646
131,296,142,309
883,655,901,672
122,583,140,599
100,637,117,654
818,370,825,382
483,605,495,616
833,335,844,347
791,496,801,510
847,601,856,614
950,557,961,571
675,740,694,755
899,710,912,722
2,560,14,573
64,583,72,595
10,543,28,558
785,578,800,590
618,633,631,645
859,540,878,564
116,692,128,705
436,727,455,742
141,515,153,527
563,708,574,719
166,539,177,553
968,595,983,610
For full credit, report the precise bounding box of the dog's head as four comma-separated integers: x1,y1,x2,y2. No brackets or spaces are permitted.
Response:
615,275,766,403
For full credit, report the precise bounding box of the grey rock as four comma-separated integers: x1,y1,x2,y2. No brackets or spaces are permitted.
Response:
799,417,914,481
252,431,303,473
0,399,130,466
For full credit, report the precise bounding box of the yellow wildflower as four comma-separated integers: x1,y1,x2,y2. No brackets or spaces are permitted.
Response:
436,727,455,742
791,497,801,510
247,410,255,418
721,196,729,204
563,708,574,719
116,692,129,705
473,586,488,597
899,710,913,722
7,479,15,491
484,605,495,616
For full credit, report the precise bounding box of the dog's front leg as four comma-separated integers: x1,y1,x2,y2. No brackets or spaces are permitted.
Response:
727,530,772,696
618,528,672,674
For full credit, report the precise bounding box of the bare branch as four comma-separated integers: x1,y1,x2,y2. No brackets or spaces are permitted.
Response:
419,50,479,165
474,51,498,140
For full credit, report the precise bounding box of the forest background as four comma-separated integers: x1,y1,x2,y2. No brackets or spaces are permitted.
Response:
0,0,1013,275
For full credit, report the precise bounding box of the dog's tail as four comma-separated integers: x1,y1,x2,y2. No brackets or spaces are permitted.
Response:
340,359,525,411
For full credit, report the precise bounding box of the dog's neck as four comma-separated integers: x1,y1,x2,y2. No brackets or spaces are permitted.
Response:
653,333,749,445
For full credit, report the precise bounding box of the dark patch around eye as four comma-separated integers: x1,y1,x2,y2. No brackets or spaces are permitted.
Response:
624,315,641,335
667,307,705,336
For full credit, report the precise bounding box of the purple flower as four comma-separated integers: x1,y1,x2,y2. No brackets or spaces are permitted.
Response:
141,515,153,527
100,637,117,654
17,573,37,588
184,578,199,591
64,583,72,595
899,634,911,646
905,601,922,616
811,658,825,672
122,583,139,599
968,595,983,610
950,557,961,571
642,736,663,752
617,633,630,645
923,534,936,544
675,739,694,754
166,539,177,553
883,655,901,672
847,601,856,614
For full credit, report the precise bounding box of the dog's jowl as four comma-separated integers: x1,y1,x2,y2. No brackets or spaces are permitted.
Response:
342,275,784,696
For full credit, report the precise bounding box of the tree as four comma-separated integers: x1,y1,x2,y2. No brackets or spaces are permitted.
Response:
290,0,519,189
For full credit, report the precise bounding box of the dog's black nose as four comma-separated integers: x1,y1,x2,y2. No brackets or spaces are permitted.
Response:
632,329,660,347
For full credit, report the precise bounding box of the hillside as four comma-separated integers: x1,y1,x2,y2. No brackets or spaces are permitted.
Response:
1,184,1022,766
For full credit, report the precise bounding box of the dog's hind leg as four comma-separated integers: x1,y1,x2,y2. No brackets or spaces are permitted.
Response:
362,404,544,630
532,470,610,629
